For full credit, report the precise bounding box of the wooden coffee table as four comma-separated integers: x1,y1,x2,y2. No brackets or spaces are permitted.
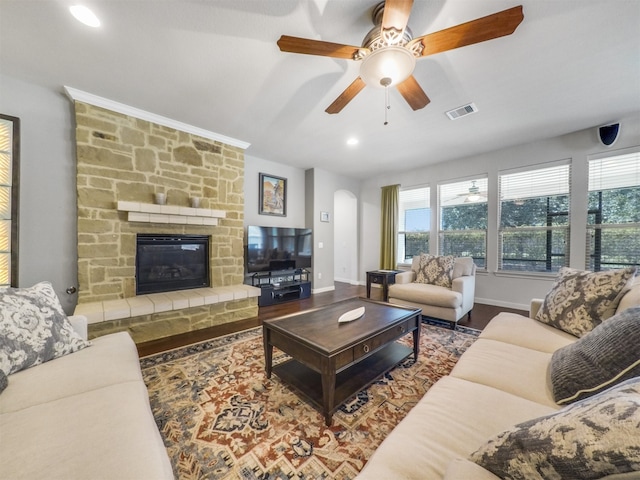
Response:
263,298,421,425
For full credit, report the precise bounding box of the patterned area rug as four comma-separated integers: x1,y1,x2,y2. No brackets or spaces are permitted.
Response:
140,323,478,480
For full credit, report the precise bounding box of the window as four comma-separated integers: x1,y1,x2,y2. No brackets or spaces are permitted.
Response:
498,163,570,273
398,186,430,262
439,178,487,268
587,150,640,271
0,114,19,287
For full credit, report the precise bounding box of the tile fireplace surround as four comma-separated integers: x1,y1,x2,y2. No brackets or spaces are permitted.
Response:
72,100,258,343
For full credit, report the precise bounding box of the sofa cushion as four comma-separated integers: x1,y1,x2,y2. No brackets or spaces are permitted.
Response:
0,332,142,414
452,257,474,279
535,267,637,337
415,254,455,288
0,282,90,376
0,381,175,480
449,338,558,407
0,369,7,394
389,282,462,309
479,312,577,353
355,375,556,480
617,275,640,313
469,377,640,480
411,254,422,273
444,458,501,480
550,306,640,405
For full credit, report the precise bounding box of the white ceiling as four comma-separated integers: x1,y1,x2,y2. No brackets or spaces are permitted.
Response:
1,0,639,179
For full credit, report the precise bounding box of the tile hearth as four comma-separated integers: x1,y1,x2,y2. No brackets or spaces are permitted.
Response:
74,285,260,324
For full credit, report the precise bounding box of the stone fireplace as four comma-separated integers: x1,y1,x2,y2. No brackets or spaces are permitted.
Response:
72,100,257,343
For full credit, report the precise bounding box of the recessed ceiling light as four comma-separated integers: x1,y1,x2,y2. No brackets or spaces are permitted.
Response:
346,137,359,146
70,5,101,27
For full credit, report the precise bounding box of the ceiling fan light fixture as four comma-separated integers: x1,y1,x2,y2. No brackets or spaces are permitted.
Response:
466,181,482,202
359,46,415,88
69,5,101,27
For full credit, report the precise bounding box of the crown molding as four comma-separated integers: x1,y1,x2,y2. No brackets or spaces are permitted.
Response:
63,86,250,150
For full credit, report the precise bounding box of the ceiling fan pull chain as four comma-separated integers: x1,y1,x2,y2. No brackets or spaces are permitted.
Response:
382,77,391,125
384,86,389,125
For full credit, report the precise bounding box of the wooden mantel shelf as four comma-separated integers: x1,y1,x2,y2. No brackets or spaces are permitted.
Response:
117,201,226,226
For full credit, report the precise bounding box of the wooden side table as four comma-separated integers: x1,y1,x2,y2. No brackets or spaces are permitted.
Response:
366,270,400,302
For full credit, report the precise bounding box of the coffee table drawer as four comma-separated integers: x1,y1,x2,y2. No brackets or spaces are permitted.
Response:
368,273,386,284
352,319,412,360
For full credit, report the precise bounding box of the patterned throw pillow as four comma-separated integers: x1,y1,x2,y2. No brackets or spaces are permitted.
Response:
0,282,90,376
0,369,7,394
469,377,640,480
535,267,637,337
415,254,455,288
550,306,640,405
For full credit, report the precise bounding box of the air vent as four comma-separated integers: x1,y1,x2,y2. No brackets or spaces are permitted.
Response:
446,103,478,120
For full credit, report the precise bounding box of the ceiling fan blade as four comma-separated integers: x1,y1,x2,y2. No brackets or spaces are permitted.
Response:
277,35,361,59
325,77,366,114
381,0,414,37
397,75,430,110
410,5,524,57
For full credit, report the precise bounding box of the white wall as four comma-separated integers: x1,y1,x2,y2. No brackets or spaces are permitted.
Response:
306,168,360,292
243,154,306,228
334,189,358,284
241,155,308,285
360,113,640,310
0,74,78,312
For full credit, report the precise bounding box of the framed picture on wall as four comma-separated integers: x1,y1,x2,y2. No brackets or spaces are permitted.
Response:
259,173,287,216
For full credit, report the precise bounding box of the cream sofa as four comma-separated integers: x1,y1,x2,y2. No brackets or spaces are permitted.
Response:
0,316,174,480
356,276,640,479
388,256,476,328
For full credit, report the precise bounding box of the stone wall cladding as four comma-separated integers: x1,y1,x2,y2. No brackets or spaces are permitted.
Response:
74,102,254,341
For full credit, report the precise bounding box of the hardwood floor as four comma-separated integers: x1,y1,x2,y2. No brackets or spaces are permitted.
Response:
136,282,527,357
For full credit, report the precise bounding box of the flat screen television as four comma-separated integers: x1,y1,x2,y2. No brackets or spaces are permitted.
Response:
246,225,312,273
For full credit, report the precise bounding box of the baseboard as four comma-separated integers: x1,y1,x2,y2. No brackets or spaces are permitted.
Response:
475,297,529,312
334,277,360,286
312,285,336,294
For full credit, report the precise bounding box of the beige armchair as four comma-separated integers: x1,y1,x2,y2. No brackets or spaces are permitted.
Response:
388,256,476,329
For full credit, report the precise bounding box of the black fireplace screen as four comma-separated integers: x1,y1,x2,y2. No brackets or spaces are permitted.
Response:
136,234,210,295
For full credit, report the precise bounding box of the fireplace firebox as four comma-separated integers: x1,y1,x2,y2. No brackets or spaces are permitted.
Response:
136,234,210,295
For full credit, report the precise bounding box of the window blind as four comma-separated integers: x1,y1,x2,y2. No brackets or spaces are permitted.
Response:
587,150,640,271
398,186,430,262
589,151,640,191
438,177,488,268
439,178,488,207
500,164,570,201
0,117,15,286
399,186,430,232
498,163,570,272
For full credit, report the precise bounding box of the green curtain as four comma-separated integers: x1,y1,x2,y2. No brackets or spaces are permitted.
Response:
380,184,399,270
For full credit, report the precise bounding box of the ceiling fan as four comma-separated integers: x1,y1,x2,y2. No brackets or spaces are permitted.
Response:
464,180,487,203
441,180,488,206
277,0,524,114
